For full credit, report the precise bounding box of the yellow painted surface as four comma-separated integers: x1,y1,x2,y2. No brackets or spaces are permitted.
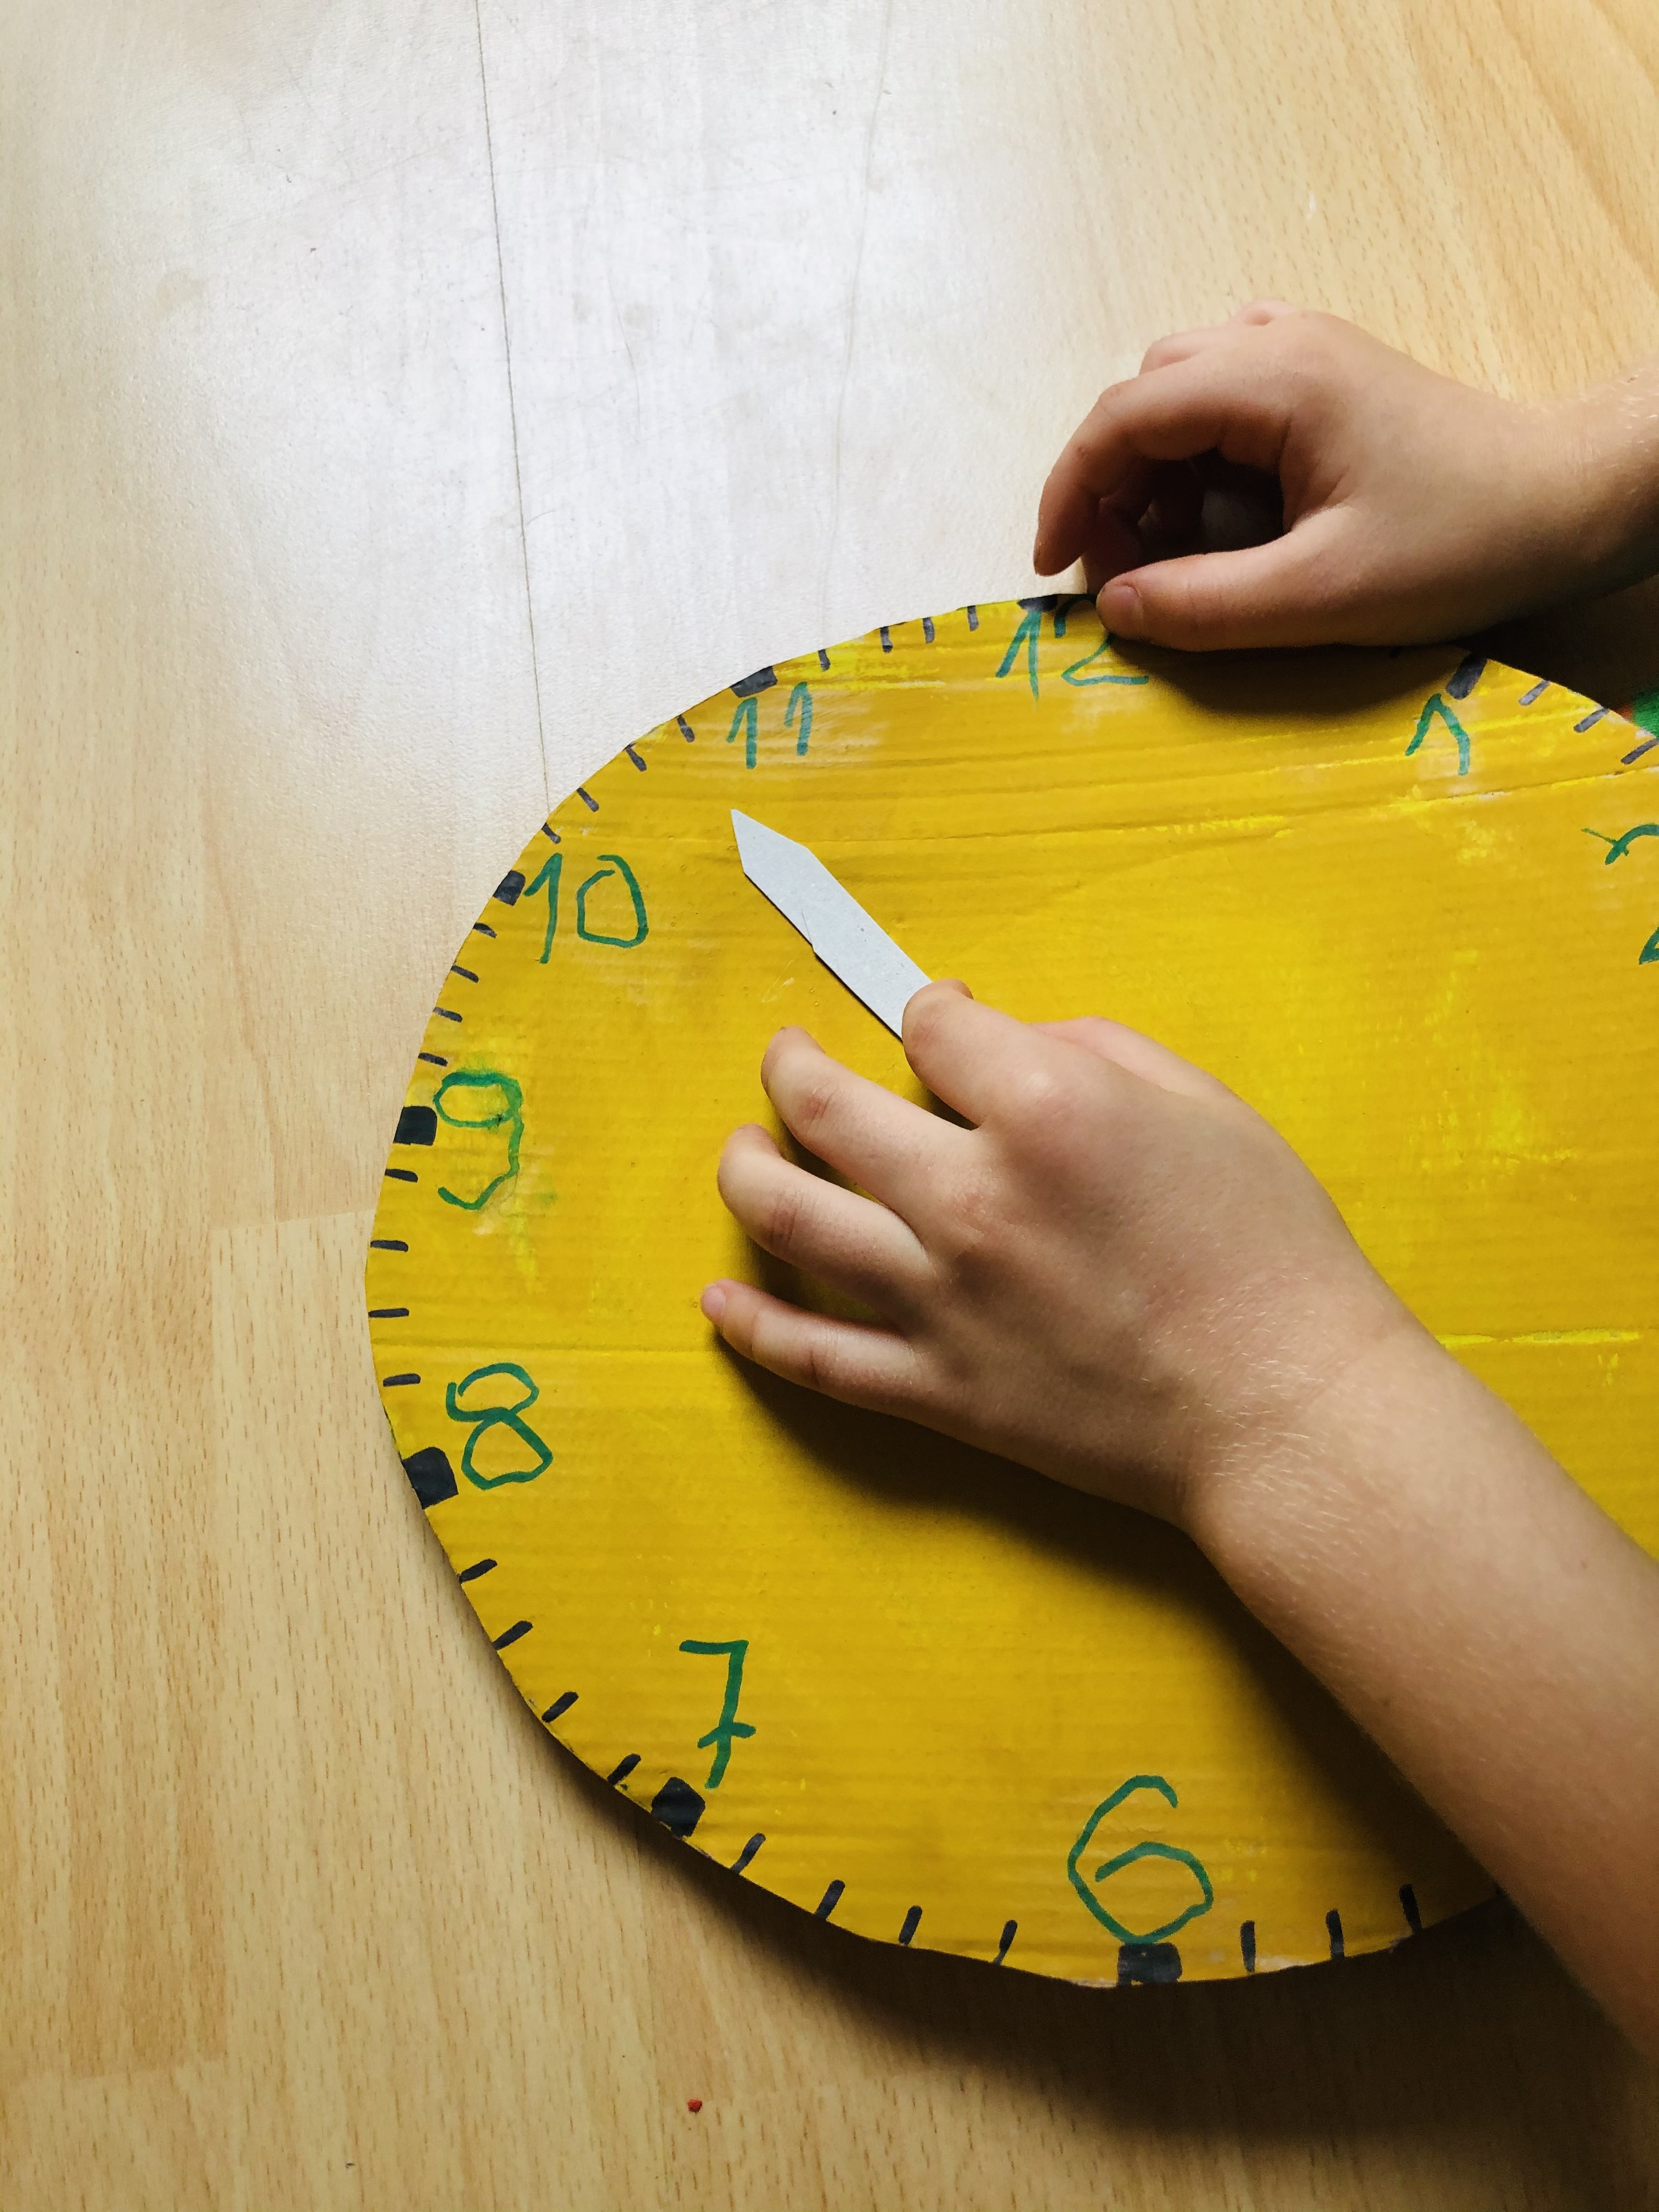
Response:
370,604,1659,1985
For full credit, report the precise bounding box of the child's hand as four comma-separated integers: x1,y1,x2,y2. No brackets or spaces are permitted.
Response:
701,980,1408,1530
1034,301,1659,652
704,984,1659,2054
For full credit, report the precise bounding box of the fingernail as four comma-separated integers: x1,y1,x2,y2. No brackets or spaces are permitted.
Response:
700,1283,728,1325
1097,579,1144,637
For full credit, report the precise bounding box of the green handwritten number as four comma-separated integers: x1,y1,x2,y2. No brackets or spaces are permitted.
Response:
1585,822,1659,966
1599,822,1659,864
786,680,812,756
1065,1775,1215,1945
444,1361,551,1489
721,684,811,766
530,848,647,951
1062,633,1150,687
727,695,759,768
994,605,1045,699
528,850,562,962
434,1070,524,1210
575,854,648,947
679,1638,754,1787
998,603,1149,698
1406,691,1471,775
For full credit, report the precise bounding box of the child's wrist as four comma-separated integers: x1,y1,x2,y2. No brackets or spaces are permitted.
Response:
1180,1314,1462,1592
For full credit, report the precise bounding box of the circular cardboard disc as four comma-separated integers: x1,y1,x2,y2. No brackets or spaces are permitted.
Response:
369,598,1659,1985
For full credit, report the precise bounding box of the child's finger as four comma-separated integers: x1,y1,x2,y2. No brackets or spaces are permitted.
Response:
1096,509,1352,650
1073,500,1147,596
902,981,1109,1133
900,981,1003,1124
1101,454,1160,520
1076,465,1209,595
1034,352,1291,573
699,1277,923,1414
760,1026,967,1213
715,1124,930,1316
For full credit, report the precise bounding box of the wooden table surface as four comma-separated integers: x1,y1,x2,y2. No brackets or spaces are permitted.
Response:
5,4,1658,2207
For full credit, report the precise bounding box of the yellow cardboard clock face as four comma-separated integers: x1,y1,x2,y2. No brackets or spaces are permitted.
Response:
368,599,1659,1986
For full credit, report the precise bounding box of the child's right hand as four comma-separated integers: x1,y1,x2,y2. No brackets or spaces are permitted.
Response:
704,990,1659,2056
1034,301,1659,652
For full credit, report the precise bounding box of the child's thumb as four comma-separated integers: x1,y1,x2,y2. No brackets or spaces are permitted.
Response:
1098,517,1350,651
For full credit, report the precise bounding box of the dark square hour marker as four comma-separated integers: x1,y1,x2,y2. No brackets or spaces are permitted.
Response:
1116,1942,1182,1985
649,1776,706,1839
402,1446,456,1508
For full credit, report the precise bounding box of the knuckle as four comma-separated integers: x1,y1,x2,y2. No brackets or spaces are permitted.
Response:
788,1074,839,1143
1004,1062,1082,1137
927,1166,1004,1272
759,1177,807,1256
795,1330,845,1399
796,1318,832,1389
1013,1057,1119,1150
868,1341,926,1418
883,1353,931,1423
1004,1068,1056,1128
904,990,946,1060
748,1298,789,1363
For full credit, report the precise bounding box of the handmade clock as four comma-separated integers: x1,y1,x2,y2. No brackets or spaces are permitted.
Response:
368,597,1658,1985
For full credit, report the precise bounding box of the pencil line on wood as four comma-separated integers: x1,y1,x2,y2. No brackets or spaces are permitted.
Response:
473,0,549,809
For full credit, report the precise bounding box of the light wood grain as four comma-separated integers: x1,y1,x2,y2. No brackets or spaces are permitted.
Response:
3,3,1657,2207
